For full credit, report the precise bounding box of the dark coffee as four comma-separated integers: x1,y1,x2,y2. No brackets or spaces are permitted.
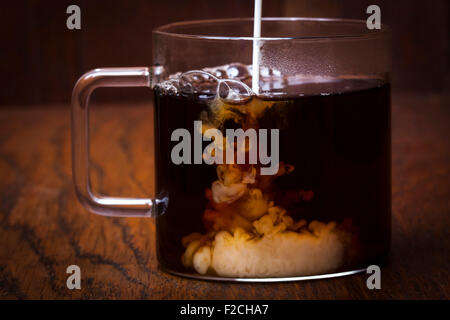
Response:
153,76,390,278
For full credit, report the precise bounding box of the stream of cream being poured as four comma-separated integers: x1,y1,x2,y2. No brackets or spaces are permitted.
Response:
252,0,262,94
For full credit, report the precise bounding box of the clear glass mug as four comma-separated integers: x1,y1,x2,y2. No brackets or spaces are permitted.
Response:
72,18,391,281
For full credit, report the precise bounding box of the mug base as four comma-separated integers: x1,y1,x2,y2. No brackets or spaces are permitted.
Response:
158,265,366,282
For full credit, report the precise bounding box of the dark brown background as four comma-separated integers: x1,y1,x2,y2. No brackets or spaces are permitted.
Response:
0,0,449,300
0,0,449,106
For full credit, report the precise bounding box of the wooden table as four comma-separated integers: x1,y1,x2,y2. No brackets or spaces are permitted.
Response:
0,93,448,299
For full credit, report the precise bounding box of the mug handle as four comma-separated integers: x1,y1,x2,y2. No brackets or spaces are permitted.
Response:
71,67,166,217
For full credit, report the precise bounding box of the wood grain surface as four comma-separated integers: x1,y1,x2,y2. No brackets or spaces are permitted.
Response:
0,93,448,299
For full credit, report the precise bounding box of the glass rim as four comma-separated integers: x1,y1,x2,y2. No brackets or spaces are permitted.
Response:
153,17,390,41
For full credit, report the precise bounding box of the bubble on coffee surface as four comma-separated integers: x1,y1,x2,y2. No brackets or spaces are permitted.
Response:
179,70,219,95
224,63,251,80
158,78,180,95
218,79,253,104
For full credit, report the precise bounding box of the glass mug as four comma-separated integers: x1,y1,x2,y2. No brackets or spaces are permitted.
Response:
72,18,391,281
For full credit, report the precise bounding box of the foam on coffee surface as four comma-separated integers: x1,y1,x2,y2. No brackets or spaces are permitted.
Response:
156,63,384,103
